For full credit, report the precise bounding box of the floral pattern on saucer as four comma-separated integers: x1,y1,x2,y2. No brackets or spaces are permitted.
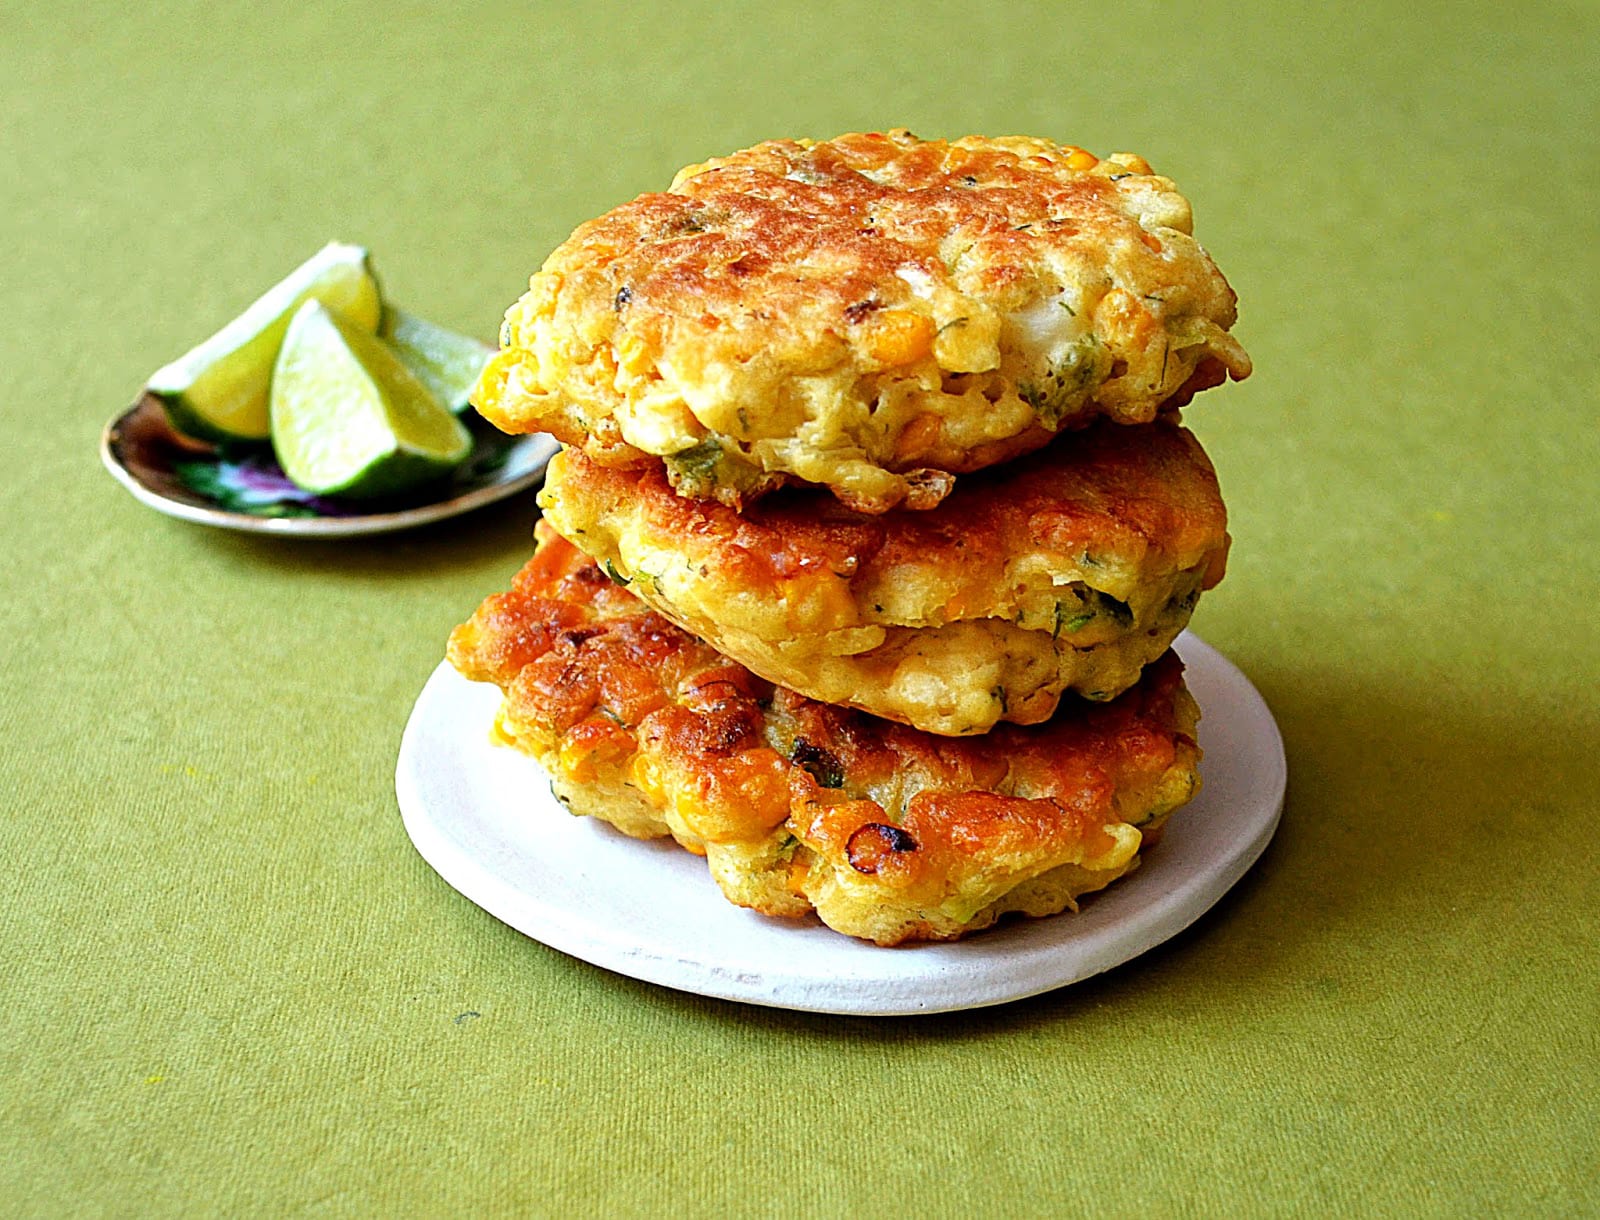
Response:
102,394,558,537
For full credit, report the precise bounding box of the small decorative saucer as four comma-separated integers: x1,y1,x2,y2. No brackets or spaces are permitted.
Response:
101,393,558,538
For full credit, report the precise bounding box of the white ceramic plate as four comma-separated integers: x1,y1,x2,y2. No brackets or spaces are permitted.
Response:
101,394,558,537
396,633,1285,1015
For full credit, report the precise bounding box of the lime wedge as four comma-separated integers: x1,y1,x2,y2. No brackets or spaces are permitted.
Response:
379,306,493,414
270,300,472,499
149,242,382,445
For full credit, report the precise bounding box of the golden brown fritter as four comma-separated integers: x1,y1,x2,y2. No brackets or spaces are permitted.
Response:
447,522,1203,945
476,129,1250,512
539,417,1227,736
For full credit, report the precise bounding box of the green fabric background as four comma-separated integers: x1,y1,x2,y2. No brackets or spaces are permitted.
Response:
3,1,1596,1214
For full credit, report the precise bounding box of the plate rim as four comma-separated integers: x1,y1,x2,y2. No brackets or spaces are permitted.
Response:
100,394,558,538
395,633,1287,1015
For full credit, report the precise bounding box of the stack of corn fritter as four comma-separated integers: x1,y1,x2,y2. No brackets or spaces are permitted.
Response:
448,131,1249,944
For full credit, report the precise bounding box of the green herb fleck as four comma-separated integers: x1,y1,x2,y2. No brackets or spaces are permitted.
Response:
602,559,631,587
1020,335,1105,428
1052,603,1094,637
664,438,724,492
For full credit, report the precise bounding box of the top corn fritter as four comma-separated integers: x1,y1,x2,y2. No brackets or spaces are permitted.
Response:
476,130,1250,512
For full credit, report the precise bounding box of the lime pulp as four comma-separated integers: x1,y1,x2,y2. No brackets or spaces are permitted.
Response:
379,306,493,414
149,242,381,444
270,300,471,499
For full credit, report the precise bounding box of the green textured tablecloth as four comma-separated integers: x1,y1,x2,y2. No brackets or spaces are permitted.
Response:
4,1,1597,1214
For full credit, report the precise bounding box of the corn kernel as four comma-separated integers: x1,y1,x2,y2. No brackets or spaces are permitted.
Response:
558,719,633,783
475,349,518,408
895,413,944,461
631,755,667,805
616,332,653,377
865,310,935,366
783,574,857,633
1067,150,1099,171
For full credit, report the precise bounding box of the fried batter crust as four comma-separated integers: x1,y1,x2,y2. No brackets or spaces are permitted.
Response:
539,417,1227,734
477,129,1250,511
447,523,1202,945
